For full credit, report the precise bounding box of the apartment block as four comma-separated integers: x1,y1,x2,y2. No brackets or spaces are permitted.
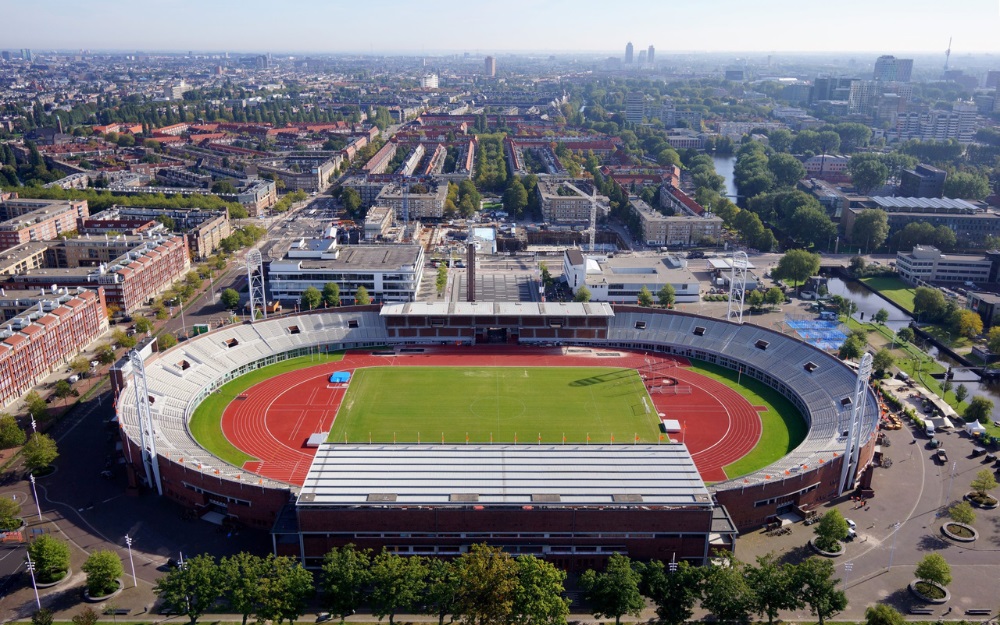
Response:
0,199,90,250
536,180,608,225
0,287,108,408
376,182,449,220
630,198,722,247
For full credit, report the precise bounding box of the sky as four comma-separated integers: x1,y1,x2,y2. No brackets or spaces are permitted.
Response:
4,0,1000,54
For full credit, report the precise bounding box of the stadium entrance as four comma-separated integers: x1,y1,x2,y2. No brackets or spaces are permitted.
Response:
485,327,508,344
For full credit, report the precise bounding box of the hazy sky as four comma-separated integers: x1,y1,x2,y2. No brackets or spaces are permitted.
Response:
5,0,1000,54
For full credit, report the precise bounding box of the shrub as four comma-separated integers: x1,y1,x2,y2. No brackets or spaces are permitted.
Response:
26,535,71,583
0,497,22,531
82,550,124,596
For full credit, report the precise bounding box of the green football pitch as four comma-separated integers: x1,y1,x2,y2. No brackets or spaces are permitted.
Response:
327,366,665,444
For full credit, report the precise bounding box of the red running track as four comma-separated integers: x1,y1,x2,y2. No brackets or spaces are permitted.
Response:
220,346,761,485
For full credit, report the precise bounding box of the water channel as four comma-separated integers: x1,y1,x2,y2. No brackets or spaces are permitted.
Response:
711,155,738,201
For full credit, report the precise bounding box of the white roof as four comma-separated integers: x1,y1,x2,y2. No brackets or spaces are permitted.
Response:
298,444,711,507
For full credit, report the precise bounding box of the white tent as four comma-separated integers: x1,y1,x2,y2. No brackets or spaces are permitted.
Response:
966,421,987,436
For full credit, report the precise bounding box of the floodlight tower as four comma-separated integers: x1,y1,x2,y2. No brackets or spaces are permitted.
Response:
588,186,597,251
726,251,748,324
838,351,873,496
129,349,163,496
246,249,266,321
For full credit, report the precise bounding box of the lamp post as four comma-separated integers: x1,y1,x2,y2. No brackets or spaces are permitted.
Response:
29,474,42,520
30,417,36,433
25,551,41,609
125,535,137,588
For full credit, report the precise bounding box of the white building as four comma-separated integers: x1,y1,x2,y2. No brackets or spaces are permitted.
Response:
268,239,424,304
420,74,439,89
562,249,700,304
895,245,993,285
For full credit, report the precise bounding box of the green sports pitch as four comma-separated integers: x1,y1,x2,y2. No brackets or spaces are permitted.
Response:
327,366,665,444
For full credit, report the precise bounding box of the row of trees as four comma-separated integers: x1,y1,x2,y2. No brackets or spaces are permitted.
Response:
300,283,370,310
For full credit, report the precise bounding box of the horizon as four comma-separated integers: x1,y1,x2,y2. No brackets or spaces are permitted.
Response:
4,0,1000,56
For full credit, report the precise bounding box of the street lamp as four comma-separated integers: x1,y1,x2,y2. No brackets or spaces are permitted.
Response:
25,551,41,609
125,535,137,588
29,474,42,520
30,417,36,433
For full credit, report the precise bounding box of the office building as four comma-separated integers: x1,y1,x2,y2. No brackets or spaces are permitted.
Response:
986,70,1000,89
873,55,913,82
484,56,496,77
842,197,1000,246
267,240,423,304
625,91,645,124
0,287,108,408
638,50,647,65
895,246,993,285
625,42,633,64
562,249,700,303
900,164,947,198
647,45,655,65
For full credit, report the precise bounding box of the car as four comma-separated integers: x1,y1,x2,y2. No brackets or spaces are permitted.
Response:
845,518,856,529
845,528,857,541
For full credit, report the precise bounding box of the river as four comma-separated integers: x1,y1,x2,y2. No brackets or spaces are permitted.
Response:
711,155,738,201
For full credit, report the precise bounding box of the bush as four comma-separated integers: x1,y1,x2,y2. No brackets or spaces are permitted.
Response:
814,509,849,552
82,550,124,596
0,497,22,531
27,535,71,583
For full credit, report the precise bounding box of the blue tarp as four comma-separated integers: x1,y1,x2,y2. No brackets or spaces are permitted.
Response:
785,319,848,352
329,371,351,383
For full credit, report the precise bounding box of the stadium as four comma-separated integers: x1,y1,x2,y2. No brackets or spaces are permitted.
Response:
114,302,879,568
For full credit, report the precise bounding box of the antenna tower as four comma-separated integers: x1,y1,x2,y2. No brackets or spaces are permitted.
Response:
945,36,952,71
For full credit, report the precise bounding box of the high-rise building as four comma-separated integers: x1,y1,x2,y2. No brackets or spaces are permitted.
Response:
0,51,9,62
873,55,913,82
638,50,647,65
625,92,645,124
21,49,32,62
625,42,634,64
484,55,496,77
647,45,655,65
848,80,881,116
420,74,439,89
985,70,1000,89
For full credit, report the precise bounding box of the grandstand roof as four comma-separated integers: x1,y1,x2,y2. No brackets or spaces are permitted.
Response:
870,197,979,211
380,301,615,317
298,444,711,507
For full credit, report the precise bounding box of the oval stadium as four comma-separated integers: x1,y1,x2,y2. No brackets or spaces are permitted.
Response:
114,302,879,568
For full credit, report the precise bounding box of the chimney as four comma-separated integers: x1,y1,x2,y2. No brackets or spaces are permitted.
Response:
466,243,476,302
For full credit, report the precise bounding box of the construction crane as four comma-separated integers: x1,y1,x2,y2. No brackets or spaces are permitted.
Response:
562,181,598,251
944,36,952,72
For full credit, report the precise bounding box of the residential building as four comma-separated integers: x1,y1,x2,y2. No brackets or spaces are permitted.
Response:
364,206,394,241
625,42,633,64
647,45,655,65
895,245,993,285
484,56,496,77
663,129,704,149
803,155,850,182
625,92,645,124
255,156,341,192
900,164,947,199
842,197,1000,246
630,198,722,247
0,242,49,276
97,206,232,257
659,184,706,217
986,71,1000,89
0,199,90,251
362,142,398,175
536,180,607,225
873,56,913,82
376,182,448,220
0,287,108,408
420,74,439,89
894,103,978,143
267,240,423,304
562,249,700,303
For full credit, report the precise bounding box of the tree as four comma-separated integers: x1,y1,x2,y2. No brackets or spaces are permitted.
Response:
767,153,806,188
786,205,837,249
579,553,644,625
53,379,73,404
27,535,71,583
943,171,991,200
300,286,322,311
896,326,915,343
211,180,237,194
872,349,895,376
913,286,947,321
70,355,91,377
354,286,371,305
0,413,26,449
574,285,592,302
132,316,152,335
948,500,976,525
848,160,889,194
747,554,801,625
453,543,519,625
700,554,755,625
814,509,849,552
838,335,865,361
768,129,793,152
96,343,116,365
0,496,22,531
435,265,448,296
219,552,267,625
849,255,866,274
955,384,969,403
953,309,983,339
82,550,124,597
221,288,240,310
24,390,48,423
965,396,994,424
341,187,362,218
795,557,847,625
112,328,137,349
873,308,889,324
369,550,427,624
637,559,702,625
319,544,372,623
764,287,784,308
915,553,952,587
23,432,58,473
154,553,223,625
864,604,905,625
512,555,570,625
970,468,998,499
71,607,100,625
637,285,654,307
32,609,54,625
158,333,178,350
657,284,676,307
774,249,820,291
746,290,764,310
502,180,529,218
322,282,341,307
423,558,460,625
256,555,314,625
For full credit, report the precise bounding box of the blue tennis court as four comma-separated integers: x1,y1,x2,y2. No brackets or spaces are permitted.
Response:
785,319,848,351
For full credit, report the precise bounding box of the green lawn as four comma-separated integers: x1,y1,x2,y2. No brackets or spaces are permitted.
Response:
189,352,344,466
860,276,916,312
328,366,663,444
686,361,808,480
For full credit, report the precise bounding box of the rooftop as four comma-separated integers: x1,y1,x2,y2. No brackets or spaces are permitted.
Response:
298,444,710,507
870,196,980,211
381,301,615,317
272,245,422,271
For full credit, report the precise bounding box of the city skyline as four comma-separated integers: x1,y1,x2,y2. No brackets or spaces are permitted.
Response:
5,0,1000,54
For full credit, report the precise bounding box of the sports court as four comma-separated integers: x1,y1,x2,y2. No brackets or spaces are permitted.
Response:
219,346,765,485
784,318,848,351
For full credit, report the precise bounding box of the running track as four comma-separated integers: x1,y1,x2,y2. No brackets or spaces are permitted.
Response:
220,346,762,484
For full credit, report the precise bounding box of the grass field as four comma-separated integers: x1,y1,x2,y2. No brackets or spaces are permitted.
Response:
686,361,808,479
189,352,343,466
860,276,916,312
328,366,663,444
